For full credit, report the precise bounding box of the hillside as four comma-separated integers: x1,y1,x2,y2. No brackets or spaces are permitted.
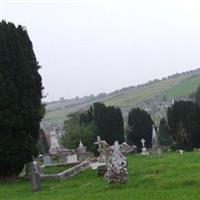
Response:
44,68,200,122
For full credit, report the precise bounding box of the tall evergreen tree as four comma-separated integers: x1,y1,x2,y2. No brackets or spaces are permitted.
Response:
93,103,124,145
127,108,153,151
0,21,44,179
195,86,200,107
167,100,200,150
79,103,124,145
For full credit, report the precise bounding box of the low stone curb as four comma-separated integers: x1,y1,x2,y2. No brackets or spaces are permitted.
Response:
41,161,90,181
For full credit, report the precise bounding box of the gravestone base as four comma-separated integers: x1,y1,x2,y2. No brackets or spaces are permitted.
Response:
97,165,107,176
105,169,128,184
31,174,41,192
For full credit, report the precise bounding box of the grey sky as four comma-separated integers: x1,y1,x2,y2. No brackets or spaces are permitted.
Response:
1,0,200,101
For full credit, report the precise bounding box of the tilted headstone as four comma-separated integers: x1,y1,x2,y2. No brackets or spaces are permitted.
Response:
94,136,112,176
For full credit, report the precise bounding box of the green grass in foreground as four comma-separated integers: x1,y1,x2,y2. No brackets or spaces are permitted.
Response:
1,152,200,200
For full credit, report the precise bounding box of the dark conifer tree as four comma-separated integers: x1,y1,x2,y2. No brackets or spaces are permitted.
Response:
79,102,124,145
0,21,44,179
127,108,153,151
167,100,200,151
195,86,200,107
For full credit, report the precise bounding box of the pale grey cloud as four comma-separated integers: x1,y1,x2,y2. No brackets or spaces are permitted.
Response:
1,0,200,101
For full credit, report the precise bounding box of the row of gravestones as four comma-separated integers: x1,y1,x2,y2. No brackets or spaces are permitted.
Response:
42,140,94,165
141,125,162,155
42,154,78,165
28,125,161,192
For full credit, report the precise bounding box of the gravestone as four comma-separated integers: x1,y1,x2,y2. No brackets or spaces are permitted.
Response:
59,155,68,163
43,155,52,165
118,142,136,155
30,159,41,192
105,141,128,183
95,136,112,176
141,138,149,155
77,140,87,154
151,125,162,155
67,154,78,163
77,140,94,161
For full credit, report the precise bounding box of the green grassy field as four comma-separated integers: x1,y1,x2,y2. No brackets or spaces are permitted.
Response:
166,75,200,98
42,165,73,175
1,152,200,200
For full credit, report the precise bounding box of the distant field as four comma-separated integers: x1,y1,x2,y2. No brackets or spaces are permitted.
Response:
2,152,200,200
44,70,200,122
166,75,200,98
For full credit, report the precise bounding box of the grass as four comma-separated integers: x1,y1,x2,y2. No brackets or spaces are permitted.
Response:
1,152,200,200
166,75,200,98
42,165,73,175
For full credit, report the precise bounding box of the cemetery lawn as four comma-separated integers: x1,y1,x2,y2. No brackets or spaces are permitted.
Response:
1,152,200,200
42,165,73,175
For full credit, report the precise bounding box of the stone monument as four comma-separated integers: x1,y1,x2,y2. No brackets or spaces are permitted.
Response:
105,141,128,184
151,125,162,155
30,158,41,192
43,155,52,165
77,140,94,161
95,136,112,176
141,138,149,155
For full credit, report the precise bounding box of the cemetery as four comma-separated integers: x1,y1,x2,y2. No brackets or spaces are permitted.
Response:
1,129,200,200
2,4,200,200
1,151,200,200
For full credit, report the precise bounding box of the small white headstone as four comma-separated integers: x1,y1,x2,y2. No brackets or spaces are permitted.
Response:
67,154,78,163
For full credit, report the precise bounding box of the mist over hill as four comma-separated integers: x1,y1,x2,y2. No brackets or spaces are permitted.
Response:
44,68,200,123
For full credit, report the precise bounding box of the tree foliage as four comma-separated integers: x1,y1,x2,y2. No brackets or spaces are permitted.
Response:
37,129,49,155
195,86,200,107
167,101,200,151
158,118,172,147
61,113,97,152
62,103,124,152
88,103,124,145
127,108,154,151
0,21,44,178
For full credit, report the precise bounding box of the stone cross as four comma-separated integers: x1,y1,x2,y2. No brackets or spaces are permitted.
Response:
141,138,146,148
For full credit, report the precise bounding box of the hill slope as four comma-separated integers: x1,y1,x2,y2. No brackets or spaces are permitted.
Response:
45,68,200,122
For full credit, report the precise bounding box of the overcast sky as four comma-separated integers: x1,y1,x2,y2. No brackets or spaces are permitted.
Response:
1,0,200,101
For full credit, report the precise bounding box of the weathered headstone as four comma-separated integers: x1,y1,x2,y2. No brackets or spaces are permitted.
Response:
77,140,87,154
30,159,41,192
94,136,112,176
77,140,94,161
151,125,162,155
105,141,128,184
67,154,78,163
119,142,136,154
43,155,52,165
